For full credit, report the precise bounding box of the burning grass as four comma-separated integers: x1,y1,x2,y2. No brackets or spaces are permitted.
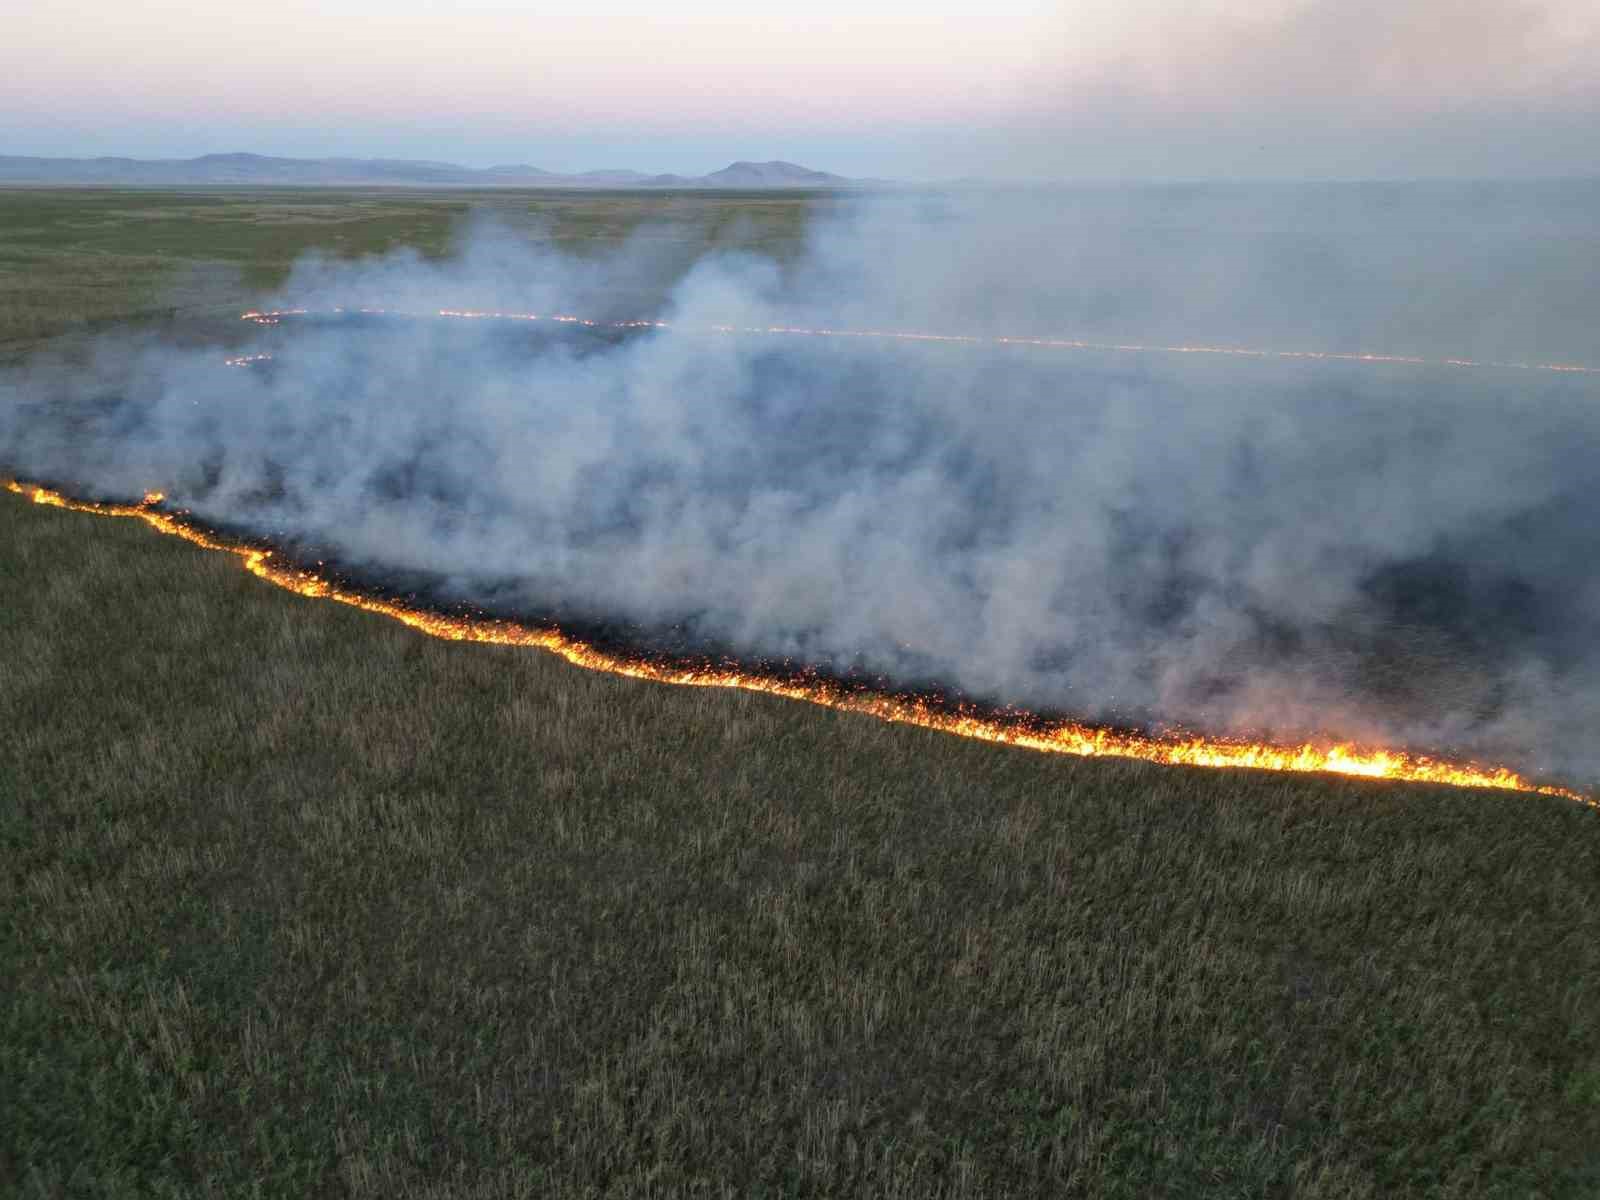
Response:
0,188,825,353
5,183,1600,1197
7,479,1586,804
4,467,1599,1198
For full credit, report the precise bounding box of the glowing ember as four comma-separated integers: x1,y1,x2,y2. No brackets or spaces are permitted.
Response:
7,479,1589,804
238,308,1600,376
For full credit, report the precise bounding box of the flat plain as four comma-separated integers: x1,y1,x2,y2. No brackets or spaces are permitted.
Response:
2,189,1598,1198
0,187,822,355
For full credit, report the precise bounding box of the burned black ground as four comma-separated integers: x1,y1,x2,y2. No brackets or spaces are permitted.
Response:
3,188,1599,1198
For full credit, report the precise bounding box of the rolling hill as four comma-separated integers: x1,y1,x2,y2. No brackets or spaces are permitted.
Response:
0,152,865,189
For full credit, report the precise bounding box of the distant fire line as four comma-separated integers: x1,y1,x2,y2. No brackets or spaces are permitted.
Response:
227,307,1600,376
7,479,1589,805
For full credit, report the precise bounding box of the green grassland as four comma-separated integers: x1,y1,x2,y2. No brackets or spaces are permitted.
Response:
0,188,822,354
3,190,1599,1197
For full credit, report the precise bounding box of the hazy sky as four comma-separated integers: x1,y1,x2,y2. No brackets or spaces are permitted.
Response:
4,0,1597,179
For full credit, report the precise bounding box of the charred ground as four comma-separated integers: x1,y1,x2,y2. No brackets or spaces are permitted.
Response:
10,304,1597,787
3,188,1599,1197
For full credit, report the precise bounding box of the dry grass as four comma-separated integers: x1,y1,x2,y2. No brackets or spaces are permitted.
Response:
3,473,1598,1199
0,189,827,354
3,188,1599,1197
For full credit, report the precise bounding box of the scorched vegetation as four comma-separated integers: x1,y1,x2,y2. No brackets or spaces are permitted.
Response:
2,188,1598,1198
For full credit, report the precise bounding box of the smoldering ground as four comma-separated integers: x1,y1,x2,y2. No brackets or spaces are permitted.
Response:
4,187,1599,786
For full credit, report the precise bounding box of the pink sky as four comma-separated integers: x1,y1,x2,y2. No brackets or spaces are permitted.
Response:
4,0,1598,179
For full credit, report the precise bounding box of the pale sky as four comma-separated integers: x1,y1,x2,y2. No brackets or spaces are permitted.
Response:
3,0,1597,179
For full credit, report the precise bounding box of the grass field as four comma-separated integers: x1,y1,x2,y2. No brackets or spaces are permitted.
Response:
3,189,1599,1197
0,188,822,354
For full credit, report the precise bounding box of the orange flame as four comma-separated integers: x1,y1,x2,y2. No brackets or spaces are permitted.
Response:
7,479,1589,805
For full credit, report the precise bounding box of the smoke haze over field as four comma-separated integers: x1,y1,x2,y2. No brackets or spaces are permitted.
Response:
4,184,1599,785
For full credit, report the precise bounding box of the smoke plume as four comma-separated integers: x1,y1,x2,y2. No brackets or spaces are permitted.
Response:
4,186,1598,786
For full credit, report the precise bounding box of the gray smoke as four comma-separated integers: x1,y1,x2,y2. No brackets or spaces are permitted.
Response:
4,186,1598,786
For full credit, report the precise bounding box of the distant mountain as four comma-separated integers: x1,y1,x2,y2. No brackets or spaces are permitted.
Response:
0,153,482,186
700,160,852,187
0,153,873,189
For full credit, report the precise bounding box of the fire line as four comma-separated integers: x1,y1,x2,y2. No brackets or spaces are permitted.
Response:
233,307,1600,376
7,479,1590,805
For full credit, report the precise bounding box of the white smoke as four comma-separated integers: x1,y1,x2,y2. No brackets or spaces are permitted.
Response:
4,186,1598,786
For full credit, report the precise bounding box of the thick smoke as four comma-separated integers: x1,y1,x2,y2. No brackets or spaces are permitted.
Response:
4,186,1598,785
